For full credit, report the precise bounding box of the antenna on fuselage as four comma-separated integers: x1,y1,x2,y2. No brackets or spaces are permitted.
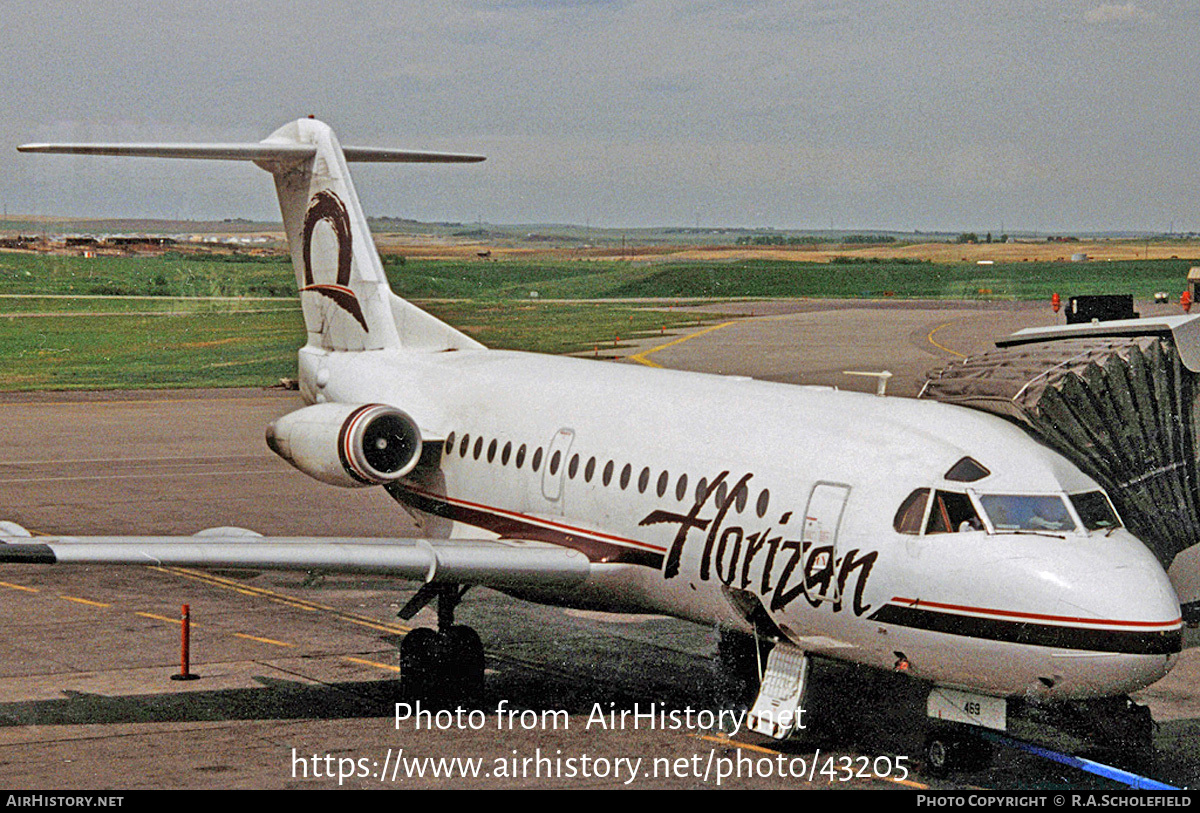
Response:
842,370,894,397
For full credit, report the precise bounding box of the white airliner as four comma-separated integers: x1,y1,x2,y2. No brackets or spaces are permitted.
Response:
5,119,1186,773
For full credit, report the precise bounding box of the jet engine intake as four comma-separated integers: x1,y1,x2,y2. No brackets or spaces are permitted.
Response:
266,403,423,488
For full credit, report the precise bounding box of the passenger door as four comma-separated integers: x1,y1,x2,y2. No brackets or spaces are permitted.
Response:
801,482,851,604
541,428,575,509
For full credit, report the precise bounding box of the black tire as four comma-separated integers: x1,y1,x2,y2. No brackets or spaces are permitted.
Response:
924,735,953,778
924,730,993,777
959,736,994,771
715,629,762,708
443,625,485,704
399,627,440,701
1119,700,1154,750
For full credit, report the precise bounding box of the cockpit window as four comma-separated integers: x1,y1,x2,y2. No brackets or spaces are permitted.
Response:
977,494,1076,533
1069,491,1121,531
944,456,991,483
925,490,983,534
894,488,929,534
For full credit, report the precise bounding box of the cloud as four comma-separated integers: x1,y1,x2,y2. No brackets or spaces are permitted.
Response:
1083,3,1153,25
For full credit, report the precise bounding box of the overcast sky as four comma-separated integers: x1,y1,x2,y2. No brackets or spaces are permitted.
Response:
3,1,1197,233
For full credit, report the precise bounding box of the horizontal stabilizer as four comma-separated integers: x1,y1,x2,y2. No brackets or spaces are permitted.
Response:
343,147,485,163
17,142,317,161
17,142,485,164
0,535,588,589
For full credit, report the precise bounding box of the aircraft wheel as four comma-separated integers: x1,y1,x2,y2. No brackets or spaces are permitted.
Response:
959,736,994,771
1127,701,1154,749
923,730,992,777
715,629,762,708
399,627,440,701
443,625,485,703
924,735,953,778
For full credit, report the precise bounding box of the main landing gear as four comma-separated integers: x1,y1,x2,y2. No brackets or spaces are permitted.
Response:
397,583,485,704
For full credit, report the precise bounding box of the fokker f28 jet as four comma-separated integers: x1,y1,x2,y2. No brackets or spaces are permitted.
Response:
5,119,1185,775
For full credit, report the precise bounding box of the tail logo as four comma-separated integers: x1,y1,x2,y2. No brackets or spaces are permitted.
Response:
300,190,369,332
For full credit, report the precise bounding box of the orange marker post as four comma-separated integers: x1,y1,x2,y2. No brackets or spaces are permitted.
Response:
171,604,199,681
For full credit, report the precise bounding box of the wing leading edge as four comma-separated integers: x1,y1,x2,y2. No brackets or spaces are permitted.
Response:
15,142,485,164
0,530,589,590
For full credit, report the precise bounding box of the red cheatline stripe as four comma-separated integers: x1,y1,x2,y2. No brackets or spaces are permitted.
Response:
402,484,665,553
890,596,1181,630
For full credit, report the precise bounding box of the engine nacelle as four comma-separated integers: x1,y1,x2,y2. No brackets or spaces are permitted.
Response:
265,403,423,488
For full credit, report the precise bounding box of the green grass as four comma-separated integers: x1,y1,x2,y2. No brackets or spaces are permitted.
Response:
387,258,1197,301
2,252,1193,302
421,301,708,355
2,251,1195,391
0,310,305,390
0,296,710,391
0,296,298,314
0,252,293,297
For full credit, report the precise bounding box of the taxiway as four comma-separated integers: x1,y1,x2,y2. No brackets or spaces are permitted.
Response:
0,299,1196,790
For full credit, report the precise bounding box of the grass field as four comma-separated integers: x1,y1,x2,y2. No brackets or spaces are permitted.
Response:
0,252,293,298
3,251,1192,301
1,250,1195,391
385,257,1199,301
0,294,710,391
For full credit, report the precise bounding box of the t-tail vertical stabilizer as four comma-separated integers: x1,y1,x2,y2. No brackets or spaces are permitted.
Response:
18,118,487,354
264,119,484,354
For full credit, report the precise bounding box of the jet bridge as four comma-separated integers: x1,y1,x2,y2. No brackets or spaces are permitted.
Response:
919,315,1200,619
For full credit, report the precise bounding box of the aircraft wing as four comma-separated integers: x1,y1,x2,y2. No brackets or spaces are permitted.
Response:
0,526,589,590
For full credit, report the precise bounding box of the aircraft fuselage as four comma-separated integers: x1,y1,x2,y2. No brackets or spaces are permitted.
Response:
299,343,1183,702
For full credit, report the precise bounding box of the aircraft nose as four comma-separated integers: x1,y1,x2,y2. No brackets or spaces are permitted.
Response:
1027,531,1182,696
1049,530,1179,625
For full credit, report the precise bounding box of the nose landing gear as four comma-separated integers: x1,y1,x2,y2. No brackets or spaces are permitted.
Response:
923,726,995,777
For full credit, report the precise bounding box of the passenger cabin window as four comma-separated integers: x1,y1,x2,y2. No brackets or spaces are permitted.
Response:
926,490,982,534
894,488,930,534
1069,491,1121,531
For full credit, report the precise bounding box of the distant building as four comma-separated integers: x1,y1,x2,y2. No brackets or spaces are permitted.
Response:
1187,267,1200,300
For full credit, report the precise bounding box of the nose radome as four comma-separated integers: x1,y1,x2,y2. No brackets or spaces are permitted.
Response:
1033,531,1182,697
1051,530,1181,626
